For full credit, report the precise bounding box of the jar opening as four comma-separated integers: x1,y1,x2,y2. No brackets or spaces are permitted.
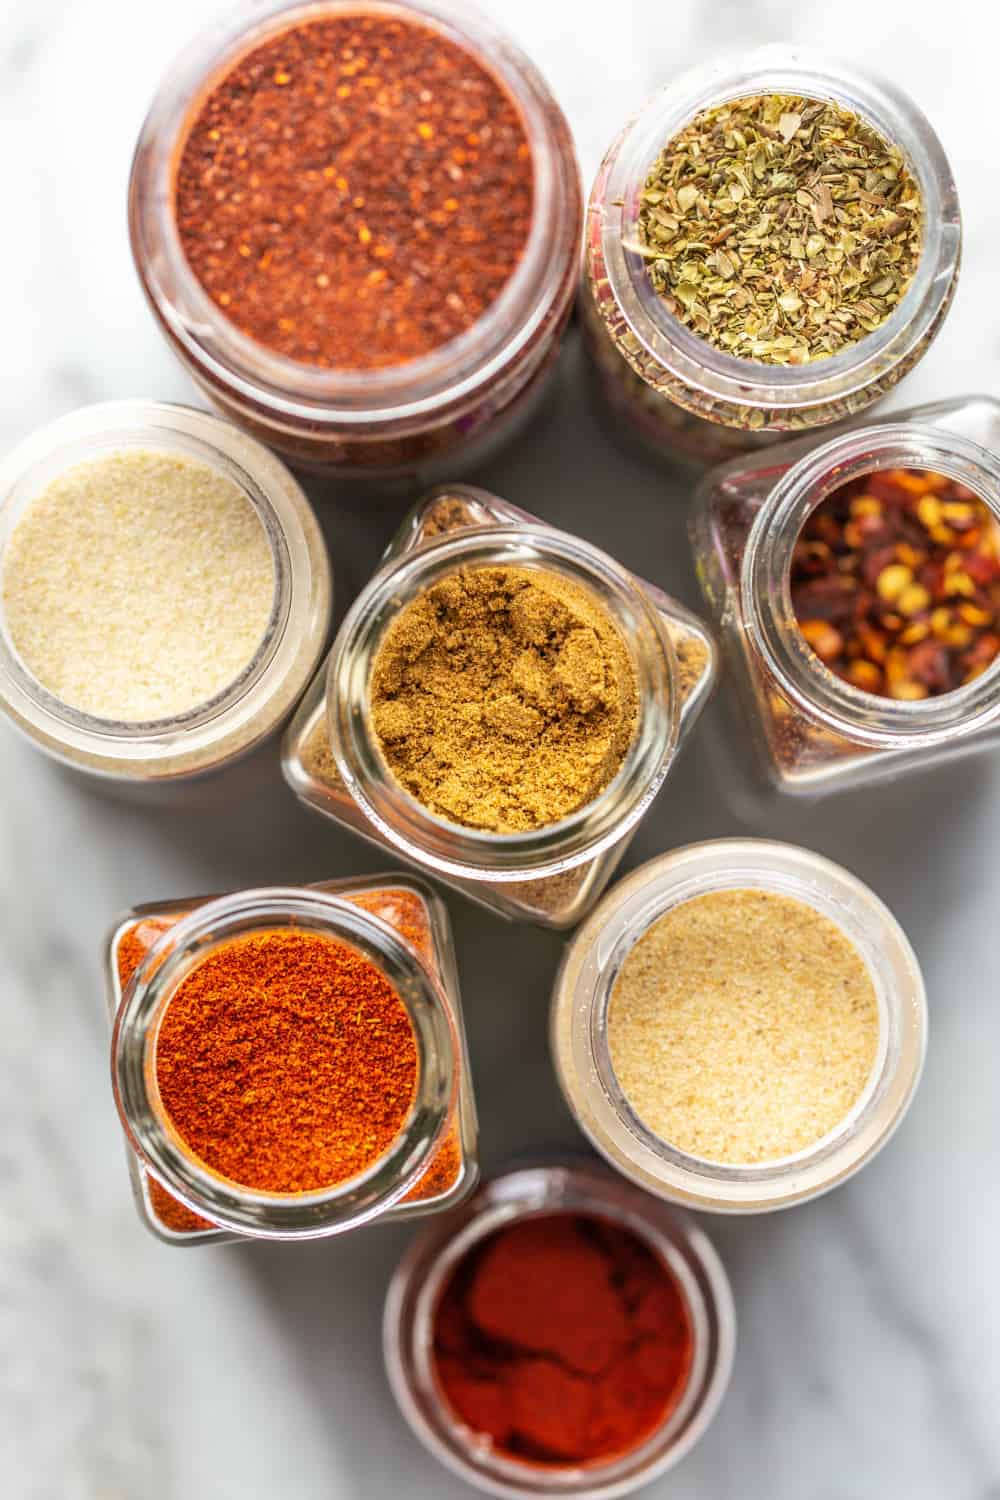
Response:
745,424,1000,746
327,526,679,881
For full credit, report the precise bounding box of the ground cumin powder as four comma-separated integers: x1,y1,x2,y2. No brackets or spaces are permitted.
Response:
607,889,880,1164
369,565,638,832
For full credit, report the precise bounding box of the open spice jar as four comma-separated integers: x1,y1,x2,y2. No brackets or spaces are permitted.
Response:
282,485,717,927
129,0,582,481
690,396,1000,796
384,1158,734,1498
582,47,960,469
551,840,926,1214
0,401,330,782
107,875,477,1243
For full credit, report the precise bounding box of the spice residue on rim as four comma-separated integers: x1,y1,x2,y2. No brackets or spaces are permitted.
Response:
432,1212,692,1466
607,889,880,1164
637,94,922,365
2,449,275,722
173,12,534,371
369,564,638,832
791,466,1000,699
154,929,418,1193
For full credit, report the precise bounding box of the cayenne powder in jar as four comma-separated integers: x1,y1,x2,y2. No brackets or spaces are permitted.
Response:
385,1160,735,1498
583,48,960,469
108,878,477,1243
130,0,583,480
690,397,1000,798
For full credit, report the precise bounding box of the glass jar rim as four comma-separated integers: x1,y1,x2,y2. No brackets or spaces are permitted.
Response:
383,1158,735,1498
595,45,960,416
743,422,1000,747
0,400,330,773
111,886,456,1238
129,0,580,430
326,523,679,882
551,840,927,1213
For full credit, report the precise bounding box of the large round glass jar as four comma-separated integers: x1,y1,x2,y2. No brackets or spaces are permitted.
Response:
551,840,927,1213
108,875,477,1244
583,47,961,469
690,396,1000,797
283,485,718,927
384,1158,735,1498
129,0,582,481
0,401,331,782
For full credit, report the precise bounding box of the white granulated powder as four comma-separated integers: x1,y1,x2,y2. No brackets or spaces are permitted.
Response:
2,448,276,721
607,888,880,1165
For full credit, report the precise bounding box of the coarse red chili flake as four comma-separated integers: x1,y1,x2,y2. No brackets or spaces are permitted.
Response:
790,467,1000,700
173,13,534,371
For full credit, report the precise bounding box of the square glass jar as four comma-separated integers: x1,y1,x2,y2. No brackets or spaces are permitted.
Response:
106,874,477,1245
283,486,718,927
690,395,1000,797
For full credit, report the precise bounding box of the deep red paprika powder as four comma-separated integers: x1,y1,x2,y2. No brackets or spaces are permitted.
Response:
431,1213,693,1467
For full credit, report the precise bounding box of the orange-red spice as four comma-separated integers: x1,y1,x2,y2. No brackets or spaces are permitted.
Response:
433,1214,693,1466
155,930,418,1193
174,13,534,371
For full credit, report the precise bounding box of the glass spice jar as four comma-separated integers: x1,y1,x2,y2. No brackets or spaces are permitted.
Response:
107,875,477,1244
0,400,331,783
582,47,961,470
551,840,926,1215
128,0,582,482
690,395,1000,797
282,485,718,928
384,1157,735,1498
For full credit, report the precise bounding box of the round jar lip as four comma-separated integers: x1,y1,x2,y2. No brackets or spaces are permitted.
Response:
743,422,1000,747
326,524,679,882
0,400,331,777
383,1157,735,1499
129,0,581,431
551,840,927,1213
594,44,960,418
111,887,457,1239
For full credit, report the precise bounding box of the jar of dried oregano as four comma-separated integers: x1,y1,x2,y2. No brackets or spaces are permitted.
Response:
282,486,717,927
583,47,961,469
552,840,927,1213
689,395,1000,799
108,875,477,1244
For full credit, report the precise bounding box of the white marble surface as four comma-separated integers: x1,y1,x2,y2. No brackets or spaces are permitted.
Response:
3,1,1000,1497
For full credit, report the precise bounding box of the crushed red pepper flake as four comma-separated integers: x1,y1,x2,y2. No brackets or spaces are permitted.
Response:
791,467,1000,699
173,13,534,371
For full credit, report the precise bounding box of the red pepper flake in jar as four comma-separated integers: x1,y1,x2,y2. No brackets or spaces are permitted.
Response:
173,12,534,371
790,467,1000,699
431,1213,693,1468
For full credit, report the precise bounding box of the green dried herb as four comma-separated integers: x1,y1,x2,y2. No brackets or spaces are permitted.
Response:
636,94,923,365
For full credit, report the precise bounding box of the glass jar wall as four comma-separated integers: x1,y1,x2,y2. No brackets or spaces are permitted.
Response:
107,875,477,1244
129,0,583,482
690,396,1000,797
583,47,961,468
283,486,718,927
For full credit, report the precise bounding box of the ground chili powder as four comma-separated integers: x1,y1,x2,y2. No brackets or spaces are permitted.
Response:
153,929,418,1194
115,890,462,1229
432,1214,693,1467
174,12,534,370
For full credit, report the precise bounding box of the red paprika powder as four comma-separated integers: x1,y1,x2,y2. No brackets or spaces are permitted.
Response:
173,11,534,371
431,1213,693,1467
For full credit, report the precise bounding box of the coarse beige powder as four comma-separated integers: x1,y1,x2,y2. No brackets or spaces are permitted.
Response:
2,449,275,721
606,888,880,1164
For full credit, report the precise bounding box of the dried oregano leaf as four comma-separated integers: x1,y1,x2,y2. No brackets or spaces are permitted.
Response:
637,93,924,366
